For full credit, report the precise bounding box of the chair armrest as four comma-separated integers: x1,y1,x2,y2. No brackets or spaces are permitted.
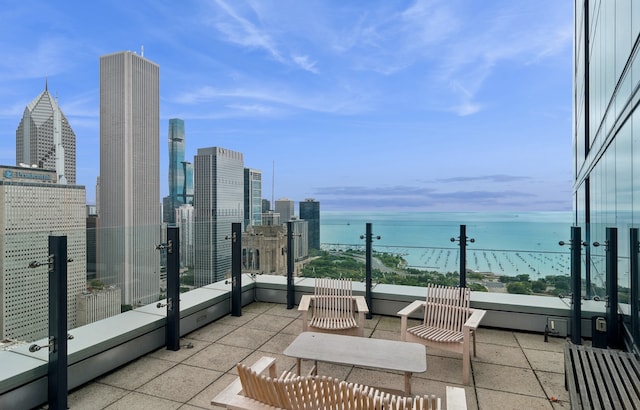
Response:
397,300,425,317
298,294,312,312
212,356,277,407
445,386,467,410
463,308,486,330
354,295,369,314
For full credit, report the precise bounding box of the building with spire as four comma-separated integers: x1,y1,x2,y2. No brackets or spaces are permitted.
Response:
15,80,76,184
163,119,193,224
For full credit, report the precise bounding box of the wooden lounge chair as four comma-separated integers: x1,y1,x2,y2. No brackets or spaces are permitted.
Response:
398,284,486,385
298,277,369,337
212,356,468,409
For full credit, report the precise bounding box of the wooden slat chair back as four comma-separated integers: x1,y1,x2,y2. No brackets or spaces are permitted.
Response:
311,277,357,330
398,284,486,385
299,277,369,337
421,285,470,343
236,361,444,410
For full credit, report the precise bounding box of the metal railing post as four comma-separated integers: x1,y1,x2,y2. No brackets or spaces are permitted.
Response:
362,223,379,319
231,223,242,316
48,235,68,410
287,221,295,309
605,227,619,348
166,227,180,350
451,225,474,288
570,226,583,345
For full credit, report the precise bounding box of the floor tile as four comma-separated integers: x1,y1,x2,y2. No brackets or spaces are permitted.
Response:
183,343,253,372
104,392,182,410
524,349,565,374
475,328,519,347
476,388,553,410
136,364,222,403
515,332,566,352
217,326,276,349
67,382,129,410
473,362,546,397
244,313,296,332
473,343,530,368
97,356,175,390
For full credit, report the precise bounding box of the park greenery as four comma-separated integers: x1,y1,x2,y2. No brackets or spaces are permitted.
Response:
300,250,580,295
301,250,487,292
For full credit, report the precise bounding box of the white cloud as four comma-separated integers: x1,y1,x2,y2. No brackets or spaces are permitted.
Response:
291,55,319,74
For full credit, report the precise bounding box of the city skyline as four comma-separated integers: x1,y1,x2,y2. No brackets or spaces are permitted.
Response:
0,1,572,211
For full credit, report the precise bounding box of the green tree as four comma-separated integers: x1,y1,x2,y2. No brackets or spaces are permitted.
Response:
507,282,531,295
531,280,547,293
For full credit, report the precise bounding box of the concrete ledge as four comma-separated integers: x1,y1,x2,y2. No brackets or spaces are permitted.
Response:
0,276,603,408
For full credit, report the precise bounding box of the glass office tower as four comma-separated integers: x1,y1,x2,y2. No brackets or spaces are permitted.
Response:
165,119,194,224
300,198,320,250
573,1,640,351
244,168,262,228
194,147,244,286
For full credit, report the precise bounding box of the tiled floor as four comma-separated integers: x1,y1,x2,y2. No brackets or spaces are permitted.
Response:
65,302,571,409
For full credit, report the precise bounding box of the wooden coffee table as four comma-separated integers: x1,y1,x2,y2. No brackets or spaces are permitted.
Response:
283,332,427,395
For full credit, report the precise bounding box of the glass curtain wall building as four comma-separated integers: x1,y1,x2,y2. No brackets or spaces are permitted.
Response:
194,147,244,286
164,118,193,224
573,0,640,351
300,198,320,250
244,168,262,228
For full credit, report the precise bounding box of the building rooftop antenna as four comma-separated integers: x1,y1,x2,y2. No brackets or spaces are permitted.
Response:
271,161,275,211
141,45,144,57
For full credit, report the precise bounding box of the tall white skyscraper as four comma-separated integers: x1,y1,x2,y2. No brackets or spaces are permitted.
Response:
98,51,160,307
16,81,76,184
194,147,244,286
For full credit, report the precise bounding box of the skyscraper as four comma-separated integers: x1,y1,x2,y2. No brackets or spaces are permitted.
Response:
98,51,160,307
573,1,640,349
244,168,262,228
0,166,86,341
164,119,193,224
194,147,244,286
300,198,320,250
16,81,76,184
275,198,294,222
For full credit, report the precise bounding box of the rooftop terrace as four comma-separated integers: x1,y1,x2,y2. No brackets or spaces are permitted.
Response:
57,300,571,410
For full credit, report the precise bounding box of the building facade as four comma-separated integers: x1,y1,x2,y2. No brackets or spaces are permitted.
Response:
98,51,161,307
275,198,294,223
299,198,320,250
76,286,121,326
16,82,76,184
194,147,244,286
176,204,194,268
164,119,193,224
289,219,309,263
573,1,640,351
242,225,286,274
0,166,86,341
244,168,262,228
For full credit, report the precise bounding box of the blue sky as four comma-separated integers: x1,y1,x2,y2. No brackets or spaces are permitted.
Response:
0,0,573,212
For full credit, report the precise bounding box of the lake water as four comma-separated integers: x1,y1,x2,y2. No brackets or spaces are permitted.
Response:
320,211,574,278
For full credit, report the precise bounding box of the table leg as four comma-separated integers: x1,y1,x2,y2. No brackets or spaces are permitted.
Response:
296,358,301,376
405,372,412,395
